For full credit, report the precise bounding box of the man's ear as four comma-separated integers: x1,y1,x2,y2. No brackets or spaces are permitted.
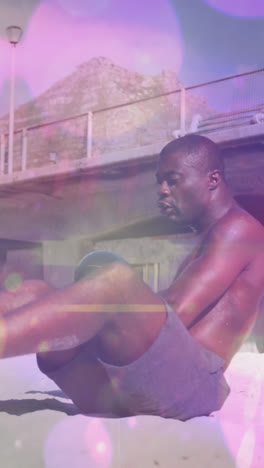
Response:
208,170,222,190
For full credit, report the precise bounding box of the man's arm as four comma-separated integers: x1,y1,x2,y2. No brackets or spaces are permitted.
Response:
161,215,257,328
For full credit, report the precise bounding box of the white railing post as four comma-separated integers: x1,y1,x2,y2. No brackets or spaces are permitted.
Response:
86,111,93,159
8,44,16,175
180,86,186,136
21,128,28,172
153,263,159,292
0,134,5,174
143,264,149,285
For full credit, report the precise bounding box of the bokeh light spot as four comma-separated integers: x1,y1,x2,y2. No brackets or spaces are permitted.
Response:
186,302,196,314
85,418,112,467
127,417,137,428
14,439,22,449
110,377,120,390
38,341,50,353
56,0,109,17
30,316,38,327
137,53,152,67
96,441,106,454
203,0,264,18
44,416,112,468
104,329,120,349
236,428,255,468
0,318,7,358
4,273,23,292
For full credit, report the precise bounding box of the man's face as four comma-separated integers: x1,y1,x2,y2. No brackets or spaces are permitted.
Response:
156,151,210,227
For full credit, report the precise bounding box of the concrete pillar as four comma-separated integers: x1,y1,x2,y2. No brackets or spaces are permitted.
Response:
1,244,43,290
42,240,81,288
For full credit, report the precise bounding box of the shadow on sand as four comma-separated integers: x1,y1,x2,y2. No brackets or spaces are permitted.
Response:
26,389,68,399
0,397,80,416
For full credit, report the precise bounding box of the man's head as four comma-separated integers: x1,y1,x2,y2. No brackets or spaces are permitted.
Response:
156,134,225,228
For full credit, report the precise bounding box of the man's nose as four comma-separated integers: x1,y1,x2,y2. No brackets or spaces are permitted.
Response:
158,180,170,197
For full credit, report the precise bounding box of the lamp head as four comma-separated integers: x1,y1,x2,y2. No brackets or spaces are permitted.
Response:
6,26,23,45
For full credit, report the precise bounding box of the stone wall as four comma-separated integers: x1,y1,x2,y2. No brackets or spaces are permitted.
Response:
94,235,195,292
38,234,194,290
224,144,264,196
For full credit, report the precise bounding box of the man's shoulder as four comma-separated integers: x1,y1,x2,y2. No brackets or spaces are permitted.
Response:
209,205,264,244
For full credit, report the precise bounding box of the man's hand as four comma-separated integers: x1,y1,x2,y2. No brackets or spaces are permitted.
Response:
0,280,55,317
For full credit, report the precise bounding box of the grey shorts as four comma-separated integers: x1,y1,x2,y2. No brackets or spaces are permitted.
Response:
37,301,230,420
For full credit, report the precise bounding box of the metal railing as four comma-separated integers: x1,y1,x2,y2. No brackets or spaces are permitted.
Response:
0,67,264,178
0,111,93,175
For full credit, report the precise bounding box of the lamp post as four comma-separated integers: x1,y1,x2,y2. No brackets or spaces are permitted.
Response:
6,26,23,175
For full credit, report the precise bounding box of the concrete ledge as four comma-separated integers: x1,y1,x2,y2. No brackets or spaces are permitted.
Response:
1,123,264,187
0,141,167,188
199,122,264,146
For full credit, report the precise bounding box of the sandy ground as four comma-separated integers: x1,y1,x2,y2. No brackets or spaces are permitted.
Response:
0,351,263,468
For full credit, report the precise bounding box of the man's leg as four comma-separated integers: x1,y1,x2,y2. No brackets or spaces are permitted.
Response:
37,251,129,371
37,337,115,415
10,254,166,414
0,259,166,364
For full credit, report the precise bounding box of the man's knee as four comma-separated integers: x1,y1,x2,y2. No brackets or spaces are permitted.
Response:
75,251,132,283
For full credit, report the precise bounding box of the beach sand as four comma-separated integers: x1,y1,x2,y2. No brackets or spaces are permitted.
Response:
0,351,263,468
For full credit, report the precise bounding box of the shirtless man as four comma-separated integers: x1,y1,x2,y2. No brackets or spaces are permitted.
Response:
0,134,263,420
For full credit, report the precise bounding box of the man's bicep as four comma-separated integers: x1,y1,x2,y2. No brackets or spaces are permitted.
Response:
163,233,251,327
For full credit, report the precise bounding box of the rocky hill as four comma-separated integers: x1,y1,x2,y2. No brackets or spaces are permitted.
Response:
0,56,209,130
0,57,211,173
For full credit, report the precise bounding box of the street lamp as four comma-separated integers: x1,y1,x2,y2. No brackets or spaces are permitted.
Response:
6,26,23,175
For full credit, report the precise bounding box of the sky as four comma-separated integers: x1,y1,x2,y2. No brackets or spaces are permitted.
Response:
0,0,264,115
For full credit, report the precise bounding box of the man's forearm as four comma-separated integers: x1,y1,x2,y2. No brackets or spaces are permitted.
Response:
159,289,210,329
